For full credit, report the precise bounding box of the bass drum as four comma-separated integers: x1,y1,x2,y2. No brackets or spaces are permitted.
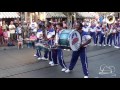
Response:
58,29,81,51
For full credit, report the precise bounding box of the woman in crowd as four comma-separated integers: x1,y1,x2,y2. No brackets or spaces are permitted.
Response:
0,25,3,45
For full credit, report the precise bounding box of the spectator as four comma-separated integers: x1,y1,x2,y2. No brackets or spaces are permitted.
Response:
0,26,3,45
14,19,18,27
9,21,16,42
3,29,9,46
22,21,28,39
2,21,8,32
63,21,67,29
16,23,22,39
29,19,38,33
29,33,37,48
37,19,41,25
0,19,2,26
17,35,23,49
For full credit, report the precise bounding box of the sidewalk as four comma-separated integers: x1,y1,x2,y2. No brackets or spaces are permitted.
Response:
0,45,27,51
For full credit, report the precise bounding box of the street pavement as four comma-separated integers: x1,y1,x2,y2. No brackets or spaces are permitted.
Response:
0,43,120,78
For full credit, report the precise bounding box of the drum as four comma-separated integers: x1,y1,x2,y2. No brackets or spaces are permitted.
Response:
35,43,50,52
58,29,81,51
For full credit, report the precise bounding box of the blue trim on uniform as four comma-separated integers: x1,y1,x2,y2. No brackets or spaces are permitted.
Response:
54,30,67,68
96,27,102,44
69,30,89,76
47,28,55,33
37,29,42,32
81,30,90,36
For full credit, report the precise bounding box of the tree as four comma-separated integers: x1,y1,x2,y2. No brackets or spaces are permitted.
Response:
63,12,75,28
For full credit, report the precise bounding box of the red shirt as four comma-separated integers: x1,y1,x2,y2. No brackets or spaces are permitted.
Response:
0,26,3,36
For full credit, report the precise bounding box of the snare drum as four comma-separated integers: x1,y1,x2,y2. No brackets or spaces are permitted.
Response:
35,43,50,52
58,29,81,51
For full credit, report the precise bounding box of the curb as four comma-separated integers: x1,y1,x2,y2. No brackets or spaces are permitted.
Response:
0,45,27,51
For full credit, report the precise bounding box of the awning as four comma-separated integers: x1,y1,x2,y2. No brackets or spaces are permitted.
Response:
46,12,66,18
76,12,95,18
0,12,20,18
89,12,99,19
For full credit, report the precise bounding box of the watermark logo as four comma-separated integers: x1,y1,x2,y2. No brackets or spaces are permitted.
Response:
98,64,116,77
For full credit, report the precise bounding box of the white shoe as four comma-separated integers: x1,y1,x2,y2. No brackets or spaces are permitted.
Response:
99,44,102,46
42,57,49,60
109,45,111,46
84,76,89,78
34,54,37,57
61,68,67,72
94,44,97,46
114,46,120,49
103,44,106,46
37,57,42,60
49,61,53,65
67,49,70,51
65,69,71,73
50,63,58,66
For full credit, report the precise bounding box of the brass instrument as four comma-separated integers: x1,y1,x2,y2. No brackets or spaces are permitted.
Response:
107,29,112,36
106,15,115,24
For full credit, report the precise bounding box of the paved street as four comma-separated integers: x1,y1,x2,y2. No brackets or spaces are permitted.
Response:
0,44,120,78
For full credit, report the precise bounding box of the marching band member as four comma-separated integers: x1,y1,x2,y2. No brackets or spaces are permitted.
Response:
116,22,120,48
112,25,118,48
83,22,89,33
89,22,97,45
107,25,113,46
99,25,107,46
34,25,49,60
65,22,92,78
54,22,67,71
96,23,102,45
46,23,56,65
50,24,58,66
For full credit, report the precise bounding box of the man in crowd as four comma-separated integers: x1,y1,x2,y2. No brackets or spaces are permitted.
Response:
9,21,16,43
29,19,38,33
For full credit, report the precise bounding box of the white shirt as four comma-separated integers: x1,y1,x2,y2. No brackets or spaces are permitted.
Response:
0,21,2,26
117,26,120,32
36,31,43,39
17,37,23,42
30,22,38,32
17,27,22,34
96,27,102,32
83,27,89,32
7,31,10,38
9,25,16,34
55,30,63,44
112,29,116,33
47,29,55,39
89,26,96,32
